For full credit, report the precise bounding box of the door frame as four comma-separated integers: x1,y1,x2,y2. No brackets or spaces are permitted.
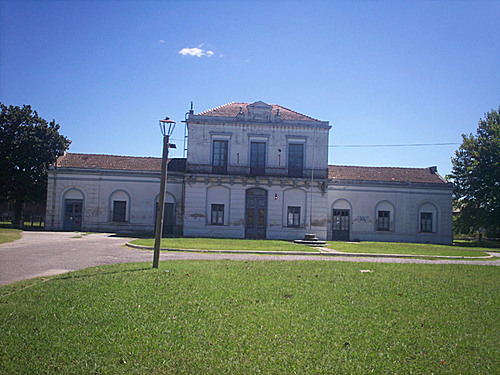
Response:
63,199,83,231
245,188,268,239
332,208,350,241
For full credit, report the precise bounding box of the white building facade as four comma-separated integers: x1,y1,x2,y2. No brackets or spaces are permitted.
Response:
45,156,186,235
45,101,453,244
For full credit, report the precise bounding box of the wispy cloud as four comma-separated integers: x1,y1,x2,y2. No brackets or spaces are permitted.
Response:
178,46,214,57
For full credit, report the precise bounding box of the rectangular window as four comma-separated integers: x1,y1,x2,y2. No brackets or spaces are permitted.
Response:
250,142,266,176
287,206,300,227
377,211,390,231
212,140,228,174
420,212,433,233
288,143,304,177
112,201,127,222
211,204,224,225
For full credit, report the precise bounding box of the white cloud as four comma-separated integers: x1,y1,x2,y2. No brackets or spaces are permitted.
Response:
178,47,214,57
159,40,165,43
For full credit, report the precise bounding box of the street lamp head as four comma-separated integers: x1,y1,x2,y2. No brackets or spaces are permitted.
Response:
159,117,176,136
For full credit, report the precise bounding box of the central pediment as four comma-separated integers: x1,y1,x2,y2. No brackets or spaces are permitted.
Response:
246,101,273,121
193,101,325,123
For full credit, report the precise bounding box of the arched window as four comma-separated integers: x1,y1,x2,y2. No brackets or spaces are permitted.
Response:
374,201,395,232
418,202,438,233
109,190,130,222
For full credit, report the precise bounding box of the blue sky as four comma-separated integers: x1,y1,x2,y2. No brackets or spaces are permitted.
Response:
1,0,499,176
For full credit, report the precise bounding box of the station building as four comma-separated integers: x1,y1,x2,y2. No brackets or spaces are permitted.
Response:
45,101,452,244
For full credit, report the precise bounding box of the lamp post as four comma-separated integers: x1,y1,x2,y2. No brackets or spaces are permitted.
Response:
153,117,176,268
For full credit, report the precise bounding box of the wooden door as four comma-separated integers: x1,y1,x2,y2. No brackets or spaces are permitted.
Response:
245,188,267,239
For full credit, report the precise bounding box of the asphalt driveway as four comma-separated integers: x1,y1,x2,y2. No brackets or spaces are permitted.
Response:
0,232,152,285
1,231,499,286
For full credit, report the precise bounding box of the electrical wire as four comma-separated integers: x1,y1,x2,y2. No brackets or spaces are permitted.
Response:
329,142,459,148
169,139,459,148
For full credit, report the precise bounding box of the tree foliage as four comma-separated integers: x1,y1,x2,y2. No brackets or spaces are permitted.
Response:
448,107,500,237
0,103,71,225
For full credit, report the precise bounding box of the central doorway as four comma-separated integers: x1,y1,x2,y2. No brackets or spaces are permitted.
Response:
245,188,267,239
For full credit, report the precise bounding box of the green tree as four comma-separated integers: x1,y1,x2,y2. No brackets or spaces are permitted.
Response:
0,103,71,227
448,107,500,238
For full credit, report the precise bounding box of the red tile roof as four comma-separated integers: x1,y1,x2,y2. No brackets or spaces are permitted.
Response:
55,154,446,184
328,165,447,184
196,102,322,122
56,153,186,172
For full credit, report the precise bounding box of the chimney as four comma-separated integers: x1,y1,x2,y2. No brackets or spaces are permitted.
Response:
429,166,437,174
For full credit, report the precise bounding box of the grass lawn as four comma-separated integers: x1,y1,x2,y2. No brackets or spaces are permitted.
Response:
130,237,319,252
327,241,491,257
0,228,22,245
0,221,44,229
1,261,498,374
453,239,500,249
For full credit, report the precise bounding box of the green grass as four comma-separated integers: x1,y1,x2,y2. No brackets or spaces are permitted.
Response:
130,237,492,257
0,228,22,245
453,239,500,249
130,237,319,252
1,261,498,374
0,221,44,228
327,241,491,257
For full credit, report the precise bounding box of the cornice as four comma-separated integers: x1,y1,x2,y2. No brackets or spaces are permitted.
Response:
187,118,331,130
327,178,452,190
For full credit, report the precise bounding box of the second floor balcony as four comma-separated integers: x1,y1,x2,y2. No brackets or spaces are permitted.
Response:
187,162,328,179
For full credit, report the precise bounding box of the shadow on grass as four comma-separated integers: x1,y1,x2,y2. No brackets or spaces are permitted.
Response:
1,266,152,298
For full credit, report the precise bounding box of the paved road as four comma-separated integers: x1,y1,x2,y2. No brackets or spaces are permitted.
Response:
0,232,152,285
1,232,499,285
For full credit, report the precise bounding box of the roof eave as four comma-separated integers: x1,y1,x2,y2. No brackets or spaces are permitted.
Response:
188,114,329,127
327,178,452,188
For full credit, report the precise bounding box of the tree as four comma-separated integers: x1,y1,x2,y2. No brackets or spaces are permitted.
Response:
0,103,71,227
448,107,500,238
